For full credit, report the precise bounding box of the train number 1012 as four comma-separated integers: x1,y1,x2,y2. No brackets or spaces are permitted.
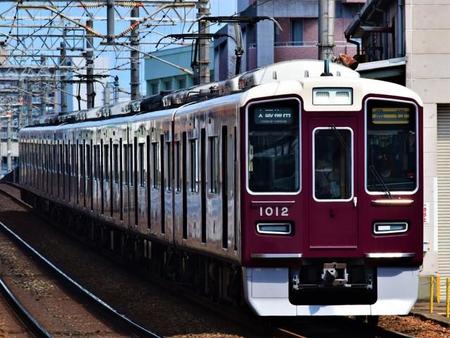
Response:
259,206,289,217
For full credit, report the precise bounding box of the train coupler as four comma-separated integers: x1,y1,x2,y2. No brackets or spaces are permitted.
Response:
321,262,349,287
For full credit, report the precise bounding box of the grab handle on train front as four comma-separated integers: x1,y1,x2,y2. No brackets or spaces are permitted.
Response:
353,196,358,207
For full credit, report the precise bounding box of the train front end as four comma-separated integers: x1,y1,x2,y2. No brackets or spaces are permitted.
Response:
240,76,423,316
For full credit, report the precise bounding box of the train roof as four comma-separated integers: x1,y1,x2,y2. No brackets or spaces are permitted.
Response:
20,59,422,134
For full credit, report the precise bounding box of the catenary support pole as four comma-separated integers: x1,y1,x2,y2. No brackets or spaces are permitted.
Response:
130,5,140,100
60,41,68,115
197,0,210,84
86,19,95,109
318,0,335,60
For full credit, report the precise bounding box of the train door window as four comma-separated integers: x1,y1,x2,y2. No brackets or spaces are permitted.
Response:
209,136,219,193
113,144,119,183
139,143,144,186
71,144,76,175
79,143,84,179
124,144,129,185
97,144,101,180
146,136,151,229
233,126,238,251
221,126,228,248
182,132,187,239
175,141,180,192
86,144,92,179
190,138,198,192
160,134,165,234
93,145,98,180
152,142,159,189
247,99,300,193
166,138,171,191
366,100,417,193
104,144,109,181
313,127,353,201
65,144,70,175
129,143,134,186
119,138,123,220
60,143,64,175
200,128,206,243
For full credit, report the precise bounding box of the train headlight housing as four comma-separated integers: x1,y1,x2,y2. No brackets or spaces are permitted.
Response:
373,222,408,235
257,223,292,235
313,88,353,105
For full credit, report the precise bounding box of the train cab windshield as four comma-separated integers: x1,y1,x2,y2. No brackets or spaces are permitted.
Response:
366,100,417,193
247,99,300,193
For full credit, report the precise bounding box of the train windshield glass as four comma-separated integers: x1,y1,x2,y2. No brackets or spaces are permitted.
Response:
366,100,417,192
247,99,300,193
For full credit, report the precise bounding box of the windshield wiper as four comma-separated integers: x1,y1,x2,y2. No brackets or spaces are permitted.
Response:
330,125,347,150
369,164,392,199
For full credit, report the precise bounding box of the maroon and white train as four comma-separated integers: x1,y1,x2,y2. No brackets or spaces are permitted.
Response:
18,60,423,316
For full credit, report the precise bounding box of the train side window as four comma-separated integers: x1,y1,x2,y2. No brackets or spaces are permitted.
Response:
366,100,417,193
139,143,144,187
247,99,300,193
113,144,119,183
209,136,219,193
190,138,198,192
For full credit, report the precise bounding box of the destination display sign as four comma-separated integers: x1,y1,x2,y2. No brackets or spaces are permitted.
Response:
372,107,410,125
254,107,294,125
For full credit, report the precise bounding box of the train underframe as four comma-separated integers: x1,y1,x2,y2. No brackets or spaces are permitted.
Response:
243,264,419,316
20,188,243,306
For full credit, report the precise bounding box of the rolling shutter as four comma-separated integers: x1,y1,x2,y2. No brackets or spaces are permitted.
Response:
437,104,450,297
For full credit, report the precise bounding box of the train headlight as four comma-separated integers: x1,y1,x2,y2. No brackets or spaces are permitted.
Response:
373,222,408,235
313,88,353,105
257,223,292,235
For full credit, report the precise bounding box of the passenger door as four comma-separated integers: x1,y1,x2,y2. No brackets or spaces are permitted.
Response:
308,117,358,251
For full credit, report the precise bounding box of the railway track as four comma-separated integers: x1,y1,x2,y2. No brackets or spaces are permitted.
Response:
0,276,49,337
0,182,445,337
0,216,161,337
272,317,415,338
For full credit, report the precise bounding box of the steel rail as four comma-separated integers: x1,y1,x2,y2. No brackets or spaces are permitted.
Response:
0,276,52,338
0,218,162,338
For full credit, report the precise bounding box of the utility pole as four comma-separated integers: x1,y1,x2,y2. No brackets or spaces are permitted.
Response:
318,0,335,60
60,41,68,114
86,19,95,109
130,4,140,100
197,0,210,84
